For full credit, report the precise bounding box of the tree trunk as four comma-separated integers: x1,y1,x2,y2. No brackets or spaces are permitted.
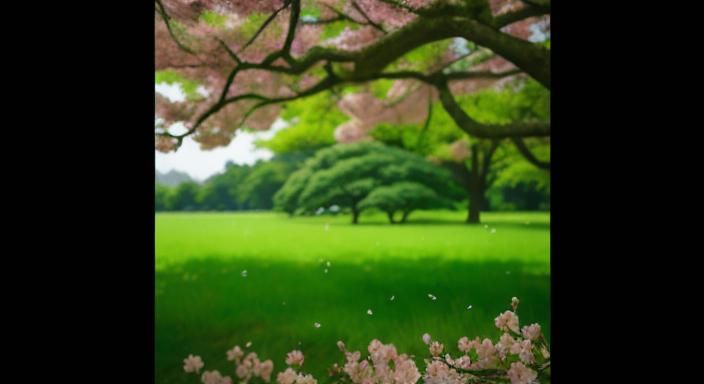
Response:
466,186,483,224
401,210,411,223
387,211,397,224
466,143,482,224
352,208,360,224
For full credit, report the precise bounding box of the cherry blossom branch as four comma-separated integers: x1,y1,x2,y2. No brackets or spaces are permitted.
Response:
351,0,387,33
238,0,293,54
159,75,341,147
154,0,196,54
376,0,419,14
281,0,301,58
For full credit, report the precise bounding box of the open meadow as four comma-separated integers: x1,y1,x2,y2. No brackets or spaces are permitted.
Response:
156,211,550,383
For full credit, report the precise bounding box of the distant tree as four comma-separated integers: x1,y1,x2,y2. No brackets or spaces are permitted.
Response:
155,183,173,211
367,78,548,223
274,142,457,224
239,160,292,210
171,181,201,211
200,163,251,210
358,182,451,223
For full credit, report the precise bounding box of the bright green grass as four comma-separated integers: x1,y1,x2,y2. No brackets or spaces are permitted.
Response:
156,211,550,384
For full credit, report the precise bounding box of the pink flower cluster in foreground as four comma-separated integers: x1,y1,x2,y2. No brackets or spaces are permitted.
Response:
183,297,549,384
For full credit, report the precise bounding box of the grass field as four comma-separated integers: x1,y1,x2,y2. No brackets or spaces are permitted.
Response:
156,210,550,383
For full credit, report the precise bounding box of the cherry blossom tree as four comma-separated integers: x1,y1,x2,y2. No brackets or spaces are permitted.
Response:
155,0,550,165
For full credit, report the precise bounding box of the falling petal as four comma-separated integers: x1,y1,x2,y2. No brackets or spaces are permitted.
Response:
326,261,331,267
246,341,252,348
314,322,321,328
428,294,437,301
367,309,373,315
324,268,328,273
241,270,248,277
490,228,496,234
390,295,395,301
422,333,431,344
467,305,473,310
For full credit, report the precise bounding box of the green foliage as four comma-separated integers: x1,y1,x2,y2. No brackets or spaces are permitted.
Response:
239,161,291,210
155,183,173,211
199,10,228,28
460,78,550,125
155,158,298,212
257,93,346,155
370,79,395,98
358,182,452,222
240,12,271,36
321,20,348,39
274,142,458,222
170,181,201,211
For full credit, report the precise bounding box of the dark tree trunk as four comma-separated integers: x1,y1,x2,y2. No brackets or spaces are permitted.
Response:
387,211,397,224
401,210,411,223
466,143,482,224
466,187,484,224
466,140,499,224
352,208,360,224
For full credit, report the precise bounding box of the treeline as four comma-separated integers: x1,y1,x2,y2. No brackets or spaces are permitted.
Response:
155,155,301,212
156,154,548,213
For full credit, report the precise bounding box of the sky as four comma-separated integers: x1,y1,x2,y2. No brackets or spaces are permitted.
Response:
155,83,286,181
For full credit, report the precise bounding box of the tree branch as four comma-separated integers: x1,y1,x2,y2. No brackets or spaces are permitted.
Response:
282,0,301,56
238,0,292,54
155,0,196,55
511,137,550,170
351,0,387,33
434,79,550,139
493,5,550,29
522,0,551,9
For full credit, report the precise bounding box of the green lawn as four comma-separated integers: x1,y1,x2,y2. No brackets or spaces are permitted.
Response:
156,210,550,383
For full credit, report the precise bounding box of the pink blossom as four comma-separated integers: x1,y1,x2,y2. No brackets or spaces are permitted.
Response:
495,310,520,333
259,360,274,382
496,333,515,359
276,368,297,384
521,323,541,341
285,350,304,367
475,338,499,369
393,355,421,384
201,370,231,384
506,362,538,384
457,336,472,353
422,333,432,345
428,341,444,357
227,346,244,362
295,373,317,384
510,339,535,364
184,354,204,373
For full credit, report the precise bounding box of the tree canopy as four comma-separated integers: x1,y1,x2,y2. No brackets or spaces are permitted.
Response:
273,141,459,223
155,0,550,167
